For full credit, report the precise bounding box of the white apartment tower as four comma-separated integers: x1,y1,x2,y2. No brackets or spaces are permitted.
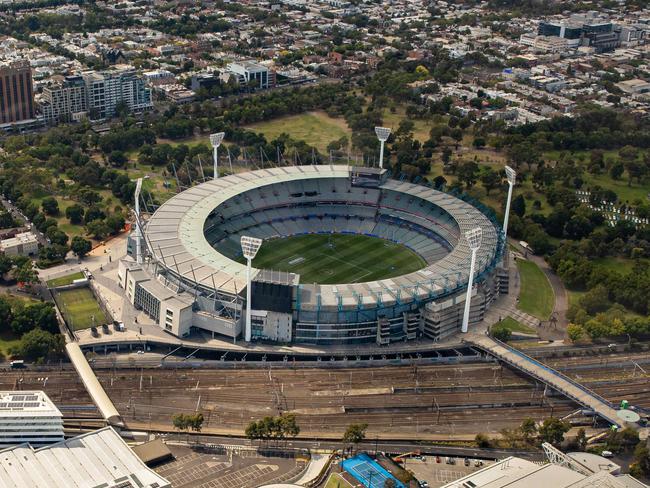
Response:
0,391,64,447
83,65,153,120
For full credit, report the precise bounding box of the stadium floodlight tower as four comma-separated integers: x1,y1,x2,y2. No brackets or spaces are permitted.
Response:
461,227,482,334
210,132,225,180
374,126,391,169
134,177,143,264
241,235,262,342
503,165,517,238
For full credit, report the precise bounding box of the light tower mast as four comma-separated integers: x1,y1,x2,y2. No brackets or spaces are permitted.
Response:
210,132,225,180
374,127,391,169
503,166,517,239
240,235,262,342
461,227,482,333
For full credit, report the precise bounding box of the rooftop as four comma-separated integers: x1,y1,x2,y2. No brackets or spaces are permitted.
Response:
0,427,170,488
0,392,61,419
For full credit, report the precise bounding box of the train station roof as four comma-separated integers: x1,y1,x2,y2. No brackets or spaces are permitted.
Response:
0,427,170,488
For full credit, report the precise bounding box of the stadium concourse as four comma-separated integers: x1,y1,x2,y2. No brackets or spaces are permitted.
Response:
117,165,505,348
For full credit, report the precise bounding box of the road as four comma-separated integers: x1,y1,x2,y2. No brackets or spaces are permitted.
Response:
141,432,544,461
0,195,48,246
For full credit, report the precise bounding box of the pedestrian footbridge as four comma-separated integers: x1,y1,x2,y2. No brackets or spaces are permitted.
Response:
465,334,621,427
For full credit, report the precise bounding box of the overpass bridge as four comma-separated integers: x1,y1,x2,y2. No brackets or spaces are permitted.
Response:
465,334,621,427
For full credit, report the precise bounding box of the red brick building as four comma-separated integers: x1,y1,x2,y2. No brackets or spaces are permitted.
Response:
0,60,35,124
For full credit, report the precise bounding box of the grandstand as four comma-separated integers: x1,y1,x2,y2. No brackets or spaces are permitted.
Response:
122,165,505,346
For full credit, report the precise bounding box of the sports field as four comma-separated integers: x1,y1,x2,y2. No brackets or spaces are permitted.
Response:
55,287,109,330
243,233,426,284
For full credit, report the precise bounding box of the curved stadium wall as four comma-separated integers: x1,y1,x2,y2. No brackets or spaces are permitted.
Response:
132,165,506,346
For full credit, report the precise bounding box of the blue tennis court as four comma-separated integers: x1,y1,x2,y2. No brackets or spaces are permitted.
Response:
341,453,405,488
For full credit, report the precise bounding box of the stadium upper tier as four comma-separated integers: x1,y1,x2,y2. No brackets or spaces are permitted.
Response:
144,165,502,313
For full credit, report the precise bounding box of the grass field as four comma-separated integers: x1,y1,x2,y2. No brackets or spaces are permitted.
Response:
517,259,554,320
47,271,85,288
55,287,109,330
495,316,536,335
241,233,426,284
324,473,352,488
244,111,351,154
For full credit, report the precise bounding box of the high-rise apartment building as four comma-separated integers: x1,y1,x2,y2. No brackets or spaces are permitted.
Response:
0,60,35,125
40,75,87,125
83,66,153,119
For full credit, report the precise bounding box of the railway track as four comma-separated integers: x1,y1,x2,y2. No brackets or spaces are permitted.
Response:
0,351,646,438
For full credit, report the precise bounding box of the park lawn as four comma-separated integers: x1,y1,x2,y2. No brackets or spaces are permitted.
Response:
382,106,434,142
517,259,554,320
0,329,21,359
244,111,351,154
324,473,353,488
55,287,109,330
47,271,85,288
237,233,426,285
495,316,536,335
585,172,649,203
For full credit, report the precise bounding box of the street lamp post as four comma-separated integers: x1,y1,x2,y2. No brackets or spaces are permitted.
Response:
374,127,391,169
503,166,517,238
210,132,225,180
461,227,482,334
240,236,262,342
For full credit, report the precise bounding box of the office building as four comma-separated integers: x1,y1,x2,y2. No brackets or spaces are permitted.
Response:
0,232,38,257
0,426,171,488
83,65,153,120
226,61,272,89
40,75,87,125
0,60,35,125
0,391,63,448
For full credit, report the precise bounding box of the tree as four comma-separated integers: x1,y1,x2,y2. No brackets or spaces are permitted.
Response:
457,161,479,189
0,254,13,277
475,433,491,448
86,220,111,240
66,204,85,225
511,194,526,217
71,236,92,258
631,442,650,477
609,162,624,180
41,197,59,216
539,417,569,445
109,150,128,167
520,418,537,444
14,263,39,287
15,328,64,362
567,324,585,343
279,413,300,439
491,324,511,342
480,168,501,195
343,423,368,451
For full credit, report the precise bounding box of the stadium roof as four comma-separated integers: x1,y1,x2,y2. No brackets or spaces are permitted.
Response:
0,427,170,488
145,165,500,309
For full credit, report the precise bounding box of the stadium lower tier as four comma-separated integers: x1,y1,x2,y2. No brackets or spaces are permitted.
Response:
131,165,507,346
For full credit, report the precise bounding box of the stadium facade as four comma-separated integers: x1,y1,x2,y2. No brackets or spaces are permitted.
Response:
119,165,507,346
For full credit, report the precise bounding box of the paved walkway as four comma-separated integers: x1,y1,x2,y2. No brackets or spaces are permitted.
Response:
465,333,620,427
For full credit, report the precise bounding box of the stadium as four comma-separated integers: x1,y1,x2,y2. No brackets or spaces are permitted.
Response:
119,165,506,346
